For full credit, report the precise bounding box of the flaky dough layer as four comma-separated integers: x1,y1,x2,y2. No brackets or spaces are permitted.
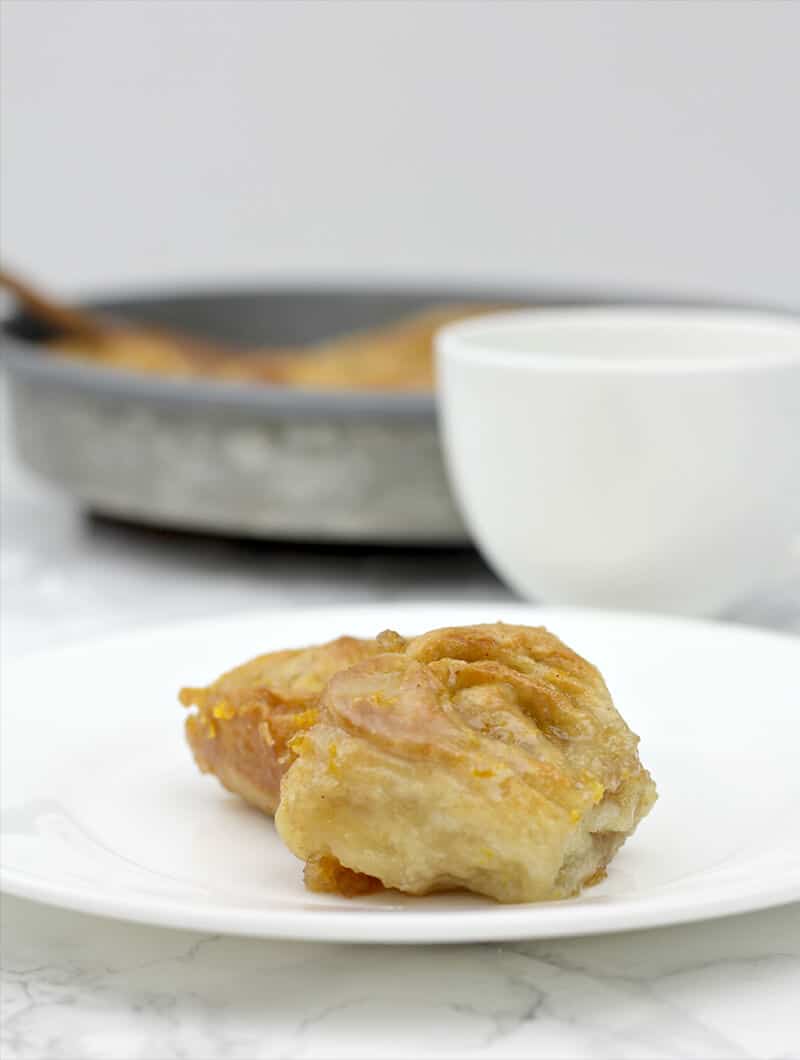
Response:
181,634,396,813
275,623,657,903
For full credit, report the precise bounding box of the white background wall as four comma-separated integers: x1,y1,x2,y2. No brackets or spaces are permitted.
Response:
2,0,798,307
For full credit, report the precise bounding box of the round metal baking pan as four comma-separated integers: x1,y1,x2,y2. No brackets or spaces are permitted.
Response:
1,283,769,544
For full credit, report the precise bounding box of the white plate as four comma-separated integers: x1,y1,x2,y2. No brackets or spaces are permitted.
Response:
2,603,798,944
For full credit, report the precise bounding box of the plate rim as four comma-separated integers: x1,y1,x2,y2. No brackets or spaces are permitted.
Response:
3,599,799,667
3,866,798,945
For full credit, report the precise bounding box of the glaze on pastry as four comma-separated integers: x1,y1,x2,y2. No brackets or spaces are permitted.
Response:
180,634,398,814
275,623,656,903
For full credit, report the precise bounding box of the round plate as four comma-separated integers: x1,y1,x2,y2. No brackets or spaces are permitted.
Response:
2,603,798,943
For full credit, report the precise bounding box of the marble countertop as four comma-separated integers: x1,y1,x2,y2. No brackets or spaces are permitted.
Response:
2,385,799,1060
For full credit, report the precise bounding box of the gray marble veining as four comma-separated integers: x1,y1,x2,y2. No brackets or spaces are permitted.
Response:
3,898,799,1060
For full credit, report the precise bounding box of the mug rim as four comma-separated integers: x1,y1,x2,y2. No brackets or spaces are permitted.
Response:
436,305,800,374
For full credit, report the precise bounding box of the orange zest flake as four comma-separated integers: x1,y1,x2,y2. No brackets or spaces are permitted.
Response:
584,866,608,888
212,701,236,720
287,731,307,756
472,767,495,779
327,742,340,776
290,708,319,730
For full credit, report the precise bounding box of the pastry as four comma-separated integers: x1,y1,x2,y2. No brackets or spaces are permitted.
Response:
180,633,400,814
275,623,657,903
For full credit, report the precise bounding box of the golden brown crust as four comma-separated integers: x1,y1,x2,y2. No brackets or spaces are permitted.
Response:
303,854,383,897
180,635,403,813
275,623,657,903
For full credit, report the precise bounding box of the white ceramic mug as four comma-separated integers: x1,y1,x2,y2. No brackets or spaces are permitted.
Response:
437,307,800,616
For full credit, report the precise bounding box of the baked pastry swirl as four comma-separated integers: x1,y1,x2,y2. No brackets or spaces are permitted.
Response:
274,623,656,903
